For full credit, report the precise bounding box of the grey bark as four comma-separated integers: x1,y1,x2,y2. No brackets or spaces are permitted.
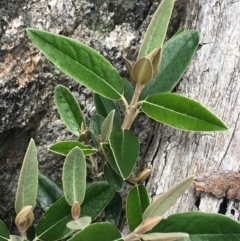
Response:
145,0,240,220
0,0,239,232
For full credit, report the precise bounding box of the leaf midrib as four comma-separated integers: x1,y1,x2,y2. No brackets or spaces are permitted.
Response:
144,101,223,127
36,34,120,96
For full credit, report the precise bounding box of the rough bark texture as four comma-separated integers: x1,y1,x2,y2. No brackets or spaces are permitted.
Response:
0,0,239,233
145,0,240,220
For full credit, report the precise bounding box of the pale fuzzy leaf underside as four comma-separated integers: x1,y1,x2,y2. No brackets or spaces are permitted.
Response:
63,147,86,206
138,0,175,59
15,139,38,214
143,176,194,219
48,140,97,156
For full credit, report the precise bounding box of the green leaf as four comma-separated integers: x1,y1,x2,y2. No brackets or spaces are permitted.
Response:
37,171,63,212
81,181,115,220
137,0,175,59
119,78,134,112
152,212,240,241
0,220,10,241
36,197,74,241
15,139,38,214
137,232,188,241
126,185,150,231
101,142,121,176
89,114,105,146
63,147,86,206
55,85,85,136
101,110,115,142
94,93,122,129
172,26,186,37
104,163,124,191
103,192,122,227
26,225,36,241
66,216,91,230
141,93,228,131
68,223,122,241
27,29,123,100
143,177,193,219
140,30,200,99
49,140,97,156
109,129,139,179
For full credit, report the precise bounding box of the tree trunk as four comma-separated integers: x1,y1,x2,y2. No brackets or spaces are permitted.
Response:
145,0,240,220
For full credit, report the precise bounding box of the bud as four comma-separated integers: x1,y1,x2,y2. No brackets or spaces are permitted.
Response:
136,166,152,182
71,201,81,220
134,216,162,234
124,47,162,86
151,48,162,79
15,205,34,233
131,57,153,85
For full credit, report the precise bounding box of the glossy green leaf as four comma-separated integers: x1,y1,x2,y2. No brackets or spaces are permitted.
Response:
55,85,85,136
101,142,121,176
109,129,139,179
140,30,200,99
119,78,134,112
152,212,240,241
94,93,122,129
37,171,63,212
103,192,122,227
143,177,193,219
127,185,150,231
104,163,124,191
36,197,73,241
66,216,91,230
27,29,123,100
49,140,96,156
89,114,105,146
15,139,38,214
68,223,121,241
0,220,10,241
81,181,115,220
142,93,228,131
101,110,115,142
137,232,188,241
63,147,86,206
138,0,174,59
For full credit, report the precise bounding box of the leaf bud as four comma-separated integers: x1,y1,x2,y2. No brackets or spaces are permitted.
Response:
71,201,81,220
134,216,162,234
15,205,34,233
124,47,162,86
